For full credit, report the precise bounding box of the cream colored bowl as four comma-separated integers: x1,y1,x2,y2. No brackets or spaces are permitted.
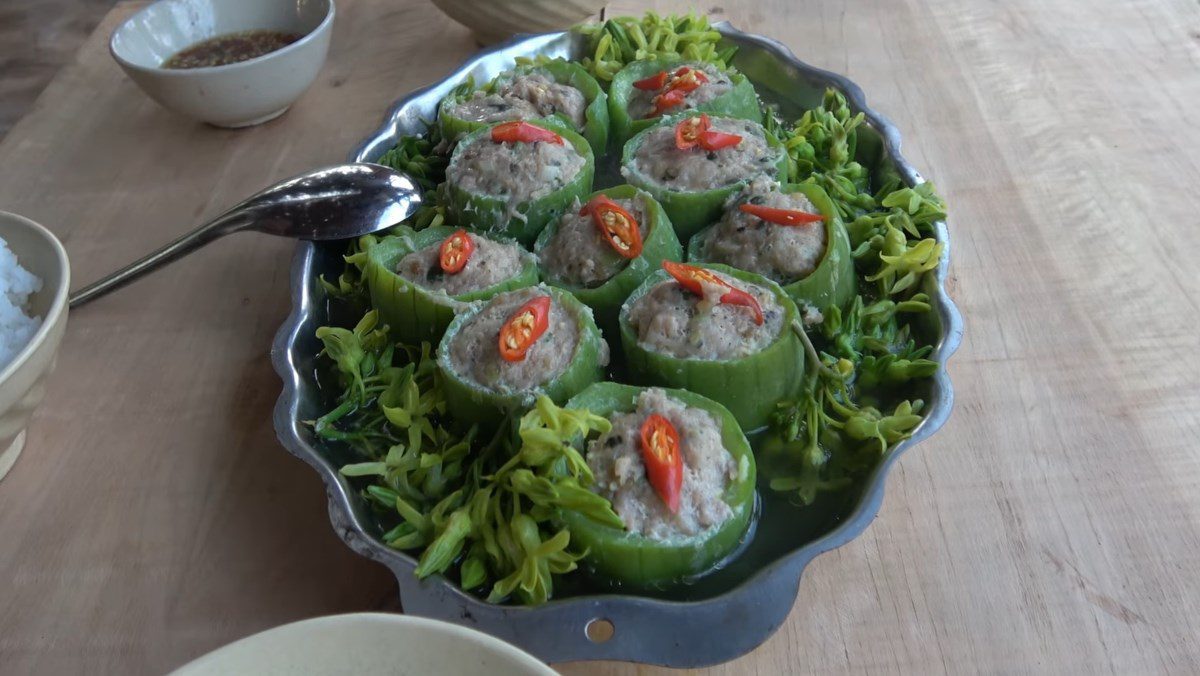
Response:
110,0,335,128
0,212,69,482
430,0,603,44
170,613,557,675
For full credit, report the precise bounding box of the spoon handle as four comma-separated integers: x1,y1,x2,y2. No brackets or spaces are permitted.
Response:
68,215,241,309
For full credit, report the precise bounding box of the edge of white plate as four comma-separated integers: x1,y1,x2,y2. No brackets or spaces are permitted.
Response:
170,612,558,676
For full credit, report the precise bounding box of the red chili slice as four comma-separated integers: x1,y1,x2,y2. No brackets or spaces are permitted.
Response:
698,129,742,150
738,203,825,226
640,414,683,513
438,228,475,274
673,115,742,151
669,66,709,93
662,260,764,325
498,295,552,363
490,121,563,145
580,195,643,259
633,70,669,91
648,88,687,117
674,114,710,150
644,66,712,118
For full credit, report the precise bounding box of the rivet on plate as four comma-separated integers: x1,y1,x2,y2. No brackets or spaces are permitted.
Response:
585,618,614,643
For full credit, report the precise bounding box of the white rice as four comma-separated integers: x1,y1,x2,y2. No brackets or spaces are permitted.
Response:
0,236,43,370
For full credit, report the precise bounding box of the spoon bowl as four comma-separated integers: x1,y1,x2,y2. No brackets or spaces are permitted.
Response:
228,163,422,240
69,163,420,307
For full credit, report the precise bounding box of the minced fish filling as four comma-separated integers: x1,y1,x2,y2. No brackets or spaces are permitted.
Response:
626,62,733,120
587,388,736,540
448,72,588,130
448,133,585,203
699,177,828,284
448,286,588,392
626,270,785,360
622,117,779,192
395,232,526,297
538,195,650,288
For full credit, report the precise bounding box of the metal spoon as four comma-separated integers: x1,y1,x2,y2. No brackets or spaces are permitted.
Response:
68,163,420,308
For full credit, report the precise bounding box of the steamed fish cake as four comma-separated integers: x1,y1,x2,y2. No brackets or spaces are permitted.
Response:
446,287,581,392
626,63,733,119
698,178,828,284
587,388,737,539
620,114,784,240
622,115,778,192
444,120,595,244
438,284,609,431
533,186,684,339
559,382,758,587
619,264,804,431
448,123,586,201
395,229,527,296
361,225,539,345
627,263,785,360
540,194,649,288
608,58,764,149
449,71,589,130
439,61,609,158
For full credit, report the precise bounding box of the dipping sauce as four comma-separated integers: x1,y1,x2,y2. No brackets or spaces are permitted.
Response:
162,30,302,69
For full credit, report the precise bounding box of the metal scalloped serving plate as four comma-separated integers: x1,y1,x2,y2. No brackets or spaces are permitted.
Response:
271,23,963,668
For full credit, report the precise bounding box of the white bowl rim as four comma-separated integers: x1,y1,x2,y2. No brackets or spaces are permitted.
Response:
109,0,337,76
169,612,557,675
0,211,70,386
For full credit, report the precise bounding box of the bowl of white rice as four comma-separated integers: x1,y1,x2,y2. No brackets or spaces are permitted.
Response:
0,211,69,481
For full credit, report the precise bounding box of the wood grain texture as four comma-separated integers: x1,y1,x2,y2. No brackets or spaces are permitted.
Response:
1,0,1198,673
0,0,116,137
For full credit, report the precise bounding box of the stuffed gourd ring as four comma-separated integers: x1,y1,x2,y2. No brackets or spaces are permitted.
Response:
559,382,757,588
687,178,857,311
438,59,609,157
445,120,595,245
437,285,608,430
365,226,539,343
608,57,761,147
534,184,683,338
618,263,804,431
621,112,787,241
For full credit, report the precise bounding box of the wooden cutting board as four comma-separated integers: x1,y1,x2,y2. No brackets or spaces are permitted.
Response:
1,0,1198,673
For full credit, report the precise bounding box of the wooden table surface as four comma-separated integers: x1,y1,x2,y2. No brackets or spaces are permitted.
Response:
2,0,1198,673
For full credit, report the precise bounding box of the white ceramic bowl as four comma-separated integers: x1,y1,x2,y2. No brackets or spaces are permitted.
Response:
110,0,335,128
0,212,70,482
430,0,603,44
170,613,557,675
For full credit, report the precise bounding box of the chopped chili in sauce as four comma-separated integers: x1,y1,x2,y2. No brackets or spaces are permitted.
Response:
163,30,302,69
